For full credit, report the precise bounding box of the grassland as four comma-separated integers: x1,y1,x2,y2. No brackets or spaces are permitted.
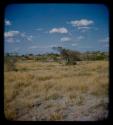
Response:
4,60,109,121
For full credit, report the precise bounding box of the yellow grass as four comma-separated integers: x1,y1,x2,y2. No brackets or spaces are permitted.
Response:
4,60,109,121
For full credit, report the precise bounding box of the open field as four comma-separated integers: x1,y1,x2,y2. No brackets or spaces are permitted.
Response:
4,60,109,121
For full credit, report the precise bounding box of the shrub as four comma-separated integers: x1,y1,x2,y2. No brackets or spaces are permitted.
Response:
4,56,17,71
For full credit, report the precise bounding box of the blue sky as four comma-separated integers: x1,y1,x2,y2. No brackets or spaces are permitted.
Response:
4,4,109,55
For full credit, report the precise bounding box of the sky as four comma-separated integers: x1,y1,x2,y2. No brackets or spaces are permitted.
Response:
4,4,109,55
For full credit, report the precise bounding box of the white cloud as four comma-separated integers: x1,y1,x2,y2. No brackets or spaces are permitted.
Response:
5,38,14,43
80,29,89,33
77,36,84,40
21,33,33,41
4,31,20,38
29,44,58,50
99,37,109,49
29,46,38,49
27,35,33,41
77,26,90,30
27,38,32,41
99,37,109,43
70,19,94,32
49,27,68,34
5,20,11,26
60,37,71,42
72,43,78,46
5,38,21,43
70,19,94,27
5,31,33,43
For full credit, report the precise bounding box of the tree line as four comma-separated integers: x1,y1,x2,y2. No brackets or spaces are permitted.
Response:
5,47,109,68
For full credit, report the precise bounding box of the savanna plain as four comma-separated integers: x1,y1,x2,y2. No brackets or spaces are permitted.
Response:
4,60,109,121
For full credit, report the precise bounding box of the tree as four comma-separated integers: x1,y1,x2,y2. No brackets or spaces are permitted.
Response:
52,47,81,64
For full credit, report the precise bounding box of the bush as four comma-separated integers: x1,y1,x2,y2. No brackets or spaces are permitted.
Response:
4,56,17,71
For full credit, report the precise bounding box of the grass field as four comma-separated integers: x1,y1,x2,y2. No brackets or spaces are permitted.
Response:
4,60,109,121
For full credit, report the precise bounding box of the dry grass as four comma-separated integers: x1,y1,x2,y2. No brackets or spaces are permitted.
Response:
4,60,109,121
49,112,64,121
